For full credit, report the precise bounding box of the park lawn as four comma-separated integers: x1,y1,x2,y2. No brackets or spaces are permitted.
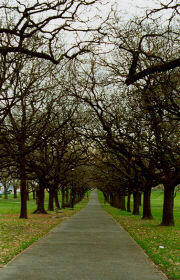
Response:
98,189,180,280
0,192,89,267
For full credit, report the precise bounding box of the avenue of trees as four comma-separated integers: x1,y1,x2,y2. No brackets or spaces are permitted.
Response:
0,0,179,225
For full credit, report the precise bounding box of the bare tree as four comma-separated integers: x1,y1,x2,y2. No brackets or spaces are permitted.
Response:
0,0,105,63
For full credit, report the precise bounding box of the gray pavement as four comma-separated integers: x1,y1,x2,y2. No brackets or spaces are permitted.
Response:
0,190,167,280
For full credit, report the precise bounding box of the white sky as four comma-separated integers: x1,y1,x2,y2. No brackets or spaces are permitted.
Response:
96,0,157,19
93,0,177,22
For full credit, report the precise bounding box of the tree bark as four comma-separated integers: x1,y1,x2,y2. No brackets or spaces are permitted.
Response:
133,191,140,215
142,185,153,219
33,182,47,214
161,185,175,226
127,191,131,212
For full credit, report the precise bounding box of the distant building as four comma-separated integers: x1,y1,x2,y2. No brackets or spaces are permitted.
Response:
0,183,20,195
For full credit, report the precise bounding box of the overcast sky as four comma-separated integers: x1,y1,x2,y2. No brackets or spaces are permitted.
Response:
95,0,177,22
98,0,157,19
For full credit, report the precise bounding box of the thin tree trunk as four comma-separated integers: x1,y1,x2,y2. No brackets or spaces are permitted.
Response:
19,158,28,219
65,190,69,203
36,191,38,204
127,191,131,212
103,193,108,204
70,189,75,208
33,190,36,200
48,189,54,211
27,192,29,200
139,193,142,206
142,185,153,219
61,186,65,208
161,185,175,226
133,191,140,215
120,196,126,210
54,190,61,209
14,186,17,198
110,193,114,206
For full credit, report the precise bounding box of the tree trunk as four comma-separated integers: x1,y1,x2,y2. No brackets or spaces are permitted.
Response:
14,186,17,198
19,158,28,219
103,193,108,204
120,196,126,210
48,189,54,211
27,192,29,200
61,186,65,208
65,190,69,203
36,191,38,204
127,191,131,212
4,185,8,199
33,183,47,214
161,185,175,226
139,193,142,206
113,193,121,208
33,190,36,200
133,191,140,215
54,190,61,209
142,185,153,219
70,189,75,208
110,193,114,206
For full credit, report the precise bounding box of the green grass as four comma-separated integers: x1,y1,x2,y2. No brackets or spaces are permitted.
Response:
0,191,60,214
98,189,180,280
0,191,89,266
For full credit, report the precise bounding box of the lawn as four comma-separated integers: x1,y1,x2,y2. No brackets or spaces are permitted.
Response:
98,189,180,280
0,191,89,266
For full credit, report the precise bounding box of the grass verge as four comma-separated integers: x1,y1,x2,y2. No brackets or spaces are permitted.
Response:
98,190,180,280
0,193,89,267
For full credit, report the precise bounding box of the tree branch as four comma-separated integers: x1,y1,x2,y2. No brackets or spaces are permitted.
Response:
125,58,180,85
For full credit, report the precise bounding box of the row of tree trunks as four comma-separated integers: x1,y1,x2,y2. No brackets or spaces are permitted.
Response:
106,192,126,210
48,189,61,211
103,181,176,226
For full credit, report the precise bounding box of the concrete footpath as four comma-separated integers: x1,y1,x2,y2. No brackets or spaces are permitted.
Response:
0,190,167,280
